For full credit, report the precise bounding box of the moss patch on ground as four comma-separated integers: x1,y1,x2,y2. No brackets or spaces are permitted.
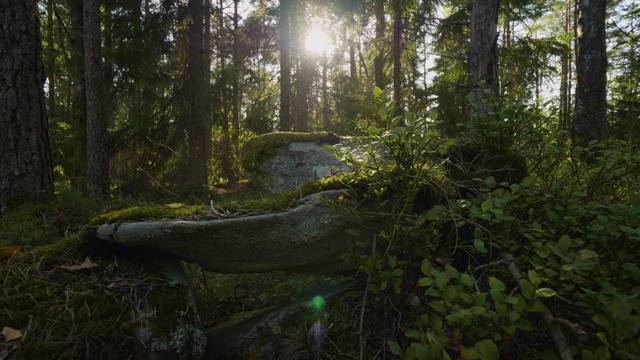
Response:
0,228,203,359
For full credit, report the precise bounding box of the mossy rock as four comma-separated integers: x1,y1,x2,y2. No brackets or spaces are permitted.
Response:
241,132,346,194
241,132,341,172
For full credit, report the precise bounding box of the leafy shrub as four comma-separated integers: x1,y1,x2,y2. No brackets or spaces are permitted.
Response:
338,90,640,359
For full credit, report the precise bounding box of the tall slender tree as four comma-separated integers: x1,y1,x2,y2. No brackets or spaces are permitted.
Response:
392,0,403,117
468,0,500,111
279,0,292,131
186,0,208,191
573,0,607,145
84,0,109,197
0,0,54,214
373,0,386,90
67,0,87,189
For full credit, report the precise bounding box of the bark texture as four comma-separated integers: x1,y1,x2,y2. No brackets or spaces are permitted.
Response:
373,0,386,90
468,0,500,108
186,0,208,192
84,0,110,197
278,0,292,131
392,0,403,117
573,0,607,145
0,1,54,214
67,0,87,190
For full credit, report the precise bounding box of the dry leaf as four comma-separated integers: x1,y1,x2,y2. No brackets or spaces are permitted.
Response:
1,246,21,256
165,203,187,209
60,257,98,271
1,326,22,341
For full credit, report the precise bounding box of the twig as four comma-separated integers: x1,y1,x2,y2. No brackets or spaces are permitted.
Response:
136,165,179,197
359,234,377,360
504,254,574,360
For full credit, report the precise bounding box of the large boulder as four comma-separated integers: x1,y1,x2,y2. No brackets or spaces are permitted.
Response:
241,132,349,194
95,190,361,274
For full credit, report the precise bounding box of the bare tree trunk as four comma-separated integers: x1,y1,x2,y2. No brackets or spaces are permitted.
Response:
204,0,213,162
187,0,208,192
84,0,110,197
279,0,292,131
67,0,87,190
373,0,386,90
322,51,330,130
573,0,607,146
392,0,403,118
47,0,56,117
468,0,500,112
0,0,54,214
232,0,240,145
559,0,572,133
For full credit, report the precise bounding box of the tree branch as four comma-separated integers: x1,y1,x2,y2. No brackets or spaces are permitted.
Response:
504,254,574,360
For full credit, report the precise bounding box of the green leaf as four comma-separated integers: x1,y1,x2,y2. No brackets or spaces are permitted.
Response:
443,285,460,302
535,288,557,298
477,339,499,360
460,273,474,287
373,86,383,97
488,277,505,291
435,271,449,288
387,255,397,269
461,346,480,359
430,301,447,312
405,329,422,339
481,199,493,212
387,340,402,356
418,277,434,286
527,301,544,312
520,280,535,300
445,264,459,278
429,110,439,121
474,239,488,253
527,269,542,285
431,315,444,331
474,227,483,240
421,259,432,275
557,235,571,251
521,177,536,187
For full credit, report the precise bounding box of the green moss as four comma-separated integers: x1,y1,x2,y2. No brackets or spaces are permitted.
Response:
241,131,341,172
90,203,207,225
0,202,59,248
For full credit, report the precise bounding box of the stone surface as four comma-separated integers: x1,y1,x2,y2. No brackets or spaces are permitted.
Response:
252,141,350,194
95,190,359,274
257,142,349,194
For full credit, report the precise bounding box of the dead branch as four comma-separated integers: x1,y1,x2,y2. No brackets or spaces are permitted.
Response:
504,254,574,360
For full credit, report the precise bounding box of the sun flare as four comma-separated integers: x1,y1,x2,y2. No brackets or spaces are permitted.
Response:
305,27,333,54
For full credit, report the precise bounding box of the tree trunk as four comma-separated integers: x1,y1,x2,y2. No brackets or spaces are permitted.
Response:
217,0,234,184
279,0,292,131
468,0,500,111
373,0,386,90
559,0,573,133
322,52,330,129
573,0,607,146
47,0,56,118
84,0,110,197
0,0,54,214
232,0,240,148
204,0,213,163
67,0,87,190
187,0,208,192
392,0,403,118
